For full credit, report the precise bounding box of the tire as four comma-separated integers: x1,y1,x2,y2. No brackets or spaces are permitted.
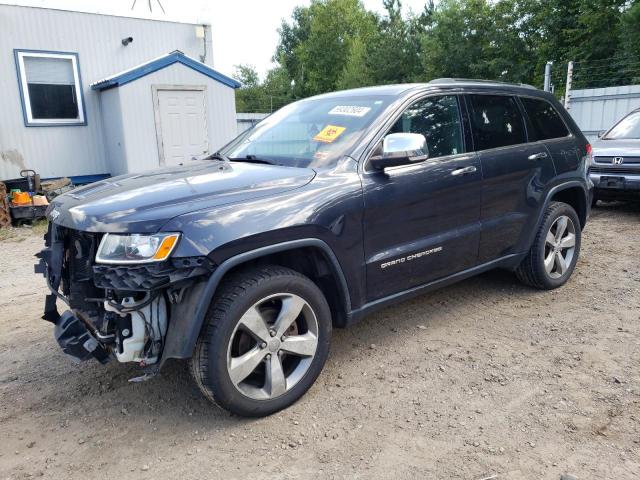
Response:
191,265,331,417
516,201,582,290
591,195,599,208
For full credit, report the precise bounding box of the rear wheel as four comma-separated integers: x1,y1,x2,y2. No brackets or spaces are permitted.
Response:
191,265,331,417
516,201,581,289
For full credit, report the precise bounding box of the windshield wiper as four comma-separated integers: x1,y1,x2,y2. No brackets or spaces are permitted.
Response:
228,155,275,165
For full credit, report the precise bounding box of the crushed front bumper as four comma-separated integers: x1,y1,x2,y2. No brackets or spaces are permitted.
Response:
54,310,110,364
35,222,213,365
34,223,109,363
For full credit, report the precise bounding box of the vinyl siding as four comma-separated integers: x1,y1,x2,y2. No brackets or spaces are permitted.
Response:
103,63,236,175
0,4,216,179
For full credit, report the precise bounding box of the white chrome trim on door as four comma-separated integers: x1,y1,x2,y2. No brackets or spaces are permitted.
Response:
528,152,549,161
451,166,477,176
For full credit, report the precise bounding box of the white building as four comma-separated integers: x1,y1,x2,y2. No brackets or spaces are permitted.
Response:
0,4,239,182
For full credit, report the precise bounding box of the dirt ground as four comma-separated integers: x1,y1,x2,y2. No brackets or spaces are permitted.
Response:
0,203,639,480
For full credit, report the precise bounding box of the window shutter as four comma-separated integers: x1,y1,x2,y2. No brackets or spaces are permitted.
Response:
23,56,75,85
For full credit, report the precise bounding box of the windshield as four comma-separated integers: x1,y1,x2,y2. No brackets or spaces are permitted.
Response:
604,110,640,140
220,95,395,168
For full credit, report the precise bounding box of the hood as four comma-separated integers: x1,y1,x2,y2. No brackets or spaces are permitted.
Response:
49,161,316,233
592,138,640,157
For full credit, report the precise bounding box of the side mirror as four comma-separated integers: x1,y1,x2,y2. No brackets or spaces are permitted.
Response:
597,130,606,138
370,133,429,170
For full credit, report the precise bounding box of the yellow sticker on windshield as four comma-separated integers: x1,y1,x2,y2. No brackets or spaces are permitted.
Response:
314,125,346,143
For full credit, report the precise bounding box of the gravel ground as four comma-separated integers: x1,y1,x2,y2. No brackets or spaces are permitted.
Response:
0,202,639,480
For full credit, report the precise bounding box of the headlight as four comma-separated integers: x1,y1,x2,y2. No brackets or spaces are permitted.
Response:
95,233,180,264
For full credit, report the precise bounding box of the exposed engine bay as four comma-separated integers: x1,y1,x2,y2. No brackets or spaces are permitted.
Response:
35,223,212,372
102,293,167,365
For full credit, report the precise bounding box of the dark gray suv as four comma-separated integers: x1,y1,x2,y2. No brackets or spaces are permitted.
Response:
37,79,593,417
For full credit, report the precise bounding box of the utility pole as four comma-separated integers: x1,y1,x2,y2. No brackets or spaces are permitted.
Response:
544,61,553,92
564,61,574,109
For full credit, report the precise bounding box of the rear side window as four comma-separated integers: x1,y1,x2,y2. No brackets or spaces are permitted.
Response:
468,95,526,150
520,97,569,140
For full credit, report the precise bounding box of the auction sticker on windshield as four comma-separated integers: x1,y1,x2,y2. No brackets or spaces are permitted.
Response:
314,125,346,143
328,105,372,117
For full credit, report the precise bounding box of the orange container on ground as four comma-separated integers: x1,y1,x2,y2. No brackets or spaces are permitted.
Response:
11,191,31,205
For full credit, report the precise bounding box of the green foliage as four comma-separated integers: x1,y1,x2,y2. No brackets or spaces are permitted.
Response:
233,64,260,88
364,0,429,84
520,0,634,88
235,0,640,112
282,0,378,94
620,1,640,82
233,65,263,112
336,36,371,89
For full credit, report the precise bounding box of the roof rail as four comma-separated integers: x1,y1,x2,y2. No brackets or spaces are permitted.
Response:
428,78,537,89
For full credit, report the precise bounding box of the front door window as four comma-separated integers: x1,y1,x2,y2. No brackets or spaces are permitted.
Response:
389,95,464,158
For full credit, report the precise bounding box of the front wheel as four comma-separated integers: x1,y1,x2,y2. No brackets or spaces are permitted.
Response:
191,265,331,417
516,201,582,290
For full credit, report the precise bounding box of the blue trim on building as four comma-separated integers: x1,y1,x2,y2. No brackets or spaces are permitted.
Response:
91,51,241,91
38,174,111,185
13,49,88,127
67,173,111,185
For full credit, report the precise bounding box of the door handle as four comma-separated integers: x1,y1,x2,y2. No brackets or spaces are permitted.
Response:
451,166,477,176
528,152,548,161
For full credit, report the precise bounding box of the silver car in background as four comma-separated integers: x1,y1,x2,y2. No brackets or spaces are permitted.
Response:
590,108,640,205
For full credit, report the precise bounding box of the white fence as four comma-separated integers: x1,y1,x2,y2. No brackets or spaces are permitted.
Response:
567,85,640,142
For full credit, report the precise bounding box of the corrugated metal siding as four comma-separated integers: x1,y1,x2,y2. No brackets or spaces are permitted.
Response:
568,85,640,142
0,4,212,180
236,113,268,135
105,63,236,175
99,88,127,175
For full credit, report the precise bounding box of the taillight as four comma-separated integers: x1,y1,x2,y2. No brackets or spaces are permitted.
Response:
585,143,593,164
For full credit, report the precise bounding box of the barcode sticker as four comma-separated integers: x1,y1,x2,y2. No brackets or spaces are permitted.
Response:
328,105,372,117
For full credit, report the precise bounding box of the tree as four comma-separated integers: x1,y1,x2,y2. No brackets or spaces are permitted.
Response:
619,1,640,83
275,6,313,96
520,0,632,88
275,0,377,95
262,66,296,111
233,64,266,113
233,64,260,88
420,0,500,80
243,0,639,113
337,36,372,89
364,0,429,84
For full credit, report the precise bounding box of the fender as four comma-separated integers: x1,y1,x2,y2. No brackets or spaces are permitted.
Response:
159,238,351,367
521,180,590,261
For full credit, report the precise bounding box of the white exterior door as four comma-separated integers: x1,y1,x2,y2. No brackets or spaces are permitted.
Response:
154,87,209,166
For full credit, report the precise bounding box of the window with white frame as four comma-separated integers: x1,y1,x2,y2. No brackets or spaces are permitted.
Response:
15,50,86,126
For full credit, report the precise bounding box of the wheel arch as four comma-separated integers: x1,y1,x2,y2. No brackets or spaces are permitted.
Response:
160,239,351,367
515,181,589,270
549,184,588,227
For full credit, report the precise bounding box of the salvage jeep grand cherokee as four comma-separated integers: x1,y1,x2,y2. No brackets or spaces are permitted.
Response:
37,79,593,417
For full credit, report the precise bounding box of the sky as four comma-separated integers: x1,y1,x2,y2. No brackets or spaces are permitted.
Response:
1,0,430,79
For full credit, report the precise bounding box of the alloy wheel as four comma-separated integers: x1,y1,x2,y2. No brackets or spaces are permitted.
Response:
544,215,576,279
226,293,319,400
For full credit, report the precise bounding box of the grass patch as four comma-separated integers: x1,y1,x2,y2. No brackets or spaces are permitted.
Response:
32,218,49,236
0,219,48,242
0,226,17,242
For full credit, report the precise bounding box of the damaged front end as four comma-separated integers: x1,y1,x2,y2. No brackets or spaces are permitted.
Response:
35,223,213,373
